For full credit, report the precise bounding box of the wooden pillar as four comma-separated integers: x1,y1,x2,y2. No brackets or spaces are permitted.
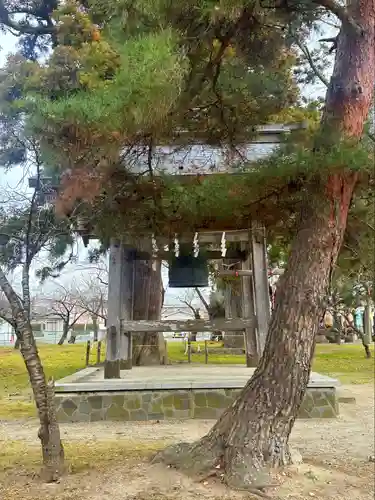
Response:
104,239,134,379
240,241,259,366
223,259,243,349
250,222,271,356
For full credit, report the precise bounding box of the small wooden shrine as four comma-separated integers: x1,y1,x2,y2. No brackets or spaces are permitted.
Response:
29,123,303,379
101,124,303,378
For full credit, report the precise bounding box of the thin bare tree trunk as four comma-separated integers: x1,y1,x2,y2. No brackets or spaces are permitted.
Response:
342,313,371,357
68,333,76,344
58,322,70,345
92,314,99,342
155,1,375,489
0,268,64,480
362,295,372,358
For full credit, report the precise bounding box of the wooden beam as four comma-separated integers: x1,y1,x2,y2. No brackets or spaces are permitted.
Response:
240,239,259,367
170,122,307,145
155,230,250,246
129,249,248,261
219,269,252,276
121,318,254,333
104,240,135,378
250,222,271,355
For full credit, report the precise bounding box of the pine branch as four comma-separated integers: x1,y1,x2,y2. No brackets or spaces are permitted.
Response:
0,1,55,35
0,265,24,321
319,36,338,53
22,146,42,318
312,0,364,35
294,38,329,88
352,215,375,232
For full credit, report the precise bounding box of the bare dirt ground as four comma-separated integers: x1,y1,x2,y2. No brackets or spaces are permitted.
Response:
1,384,374,500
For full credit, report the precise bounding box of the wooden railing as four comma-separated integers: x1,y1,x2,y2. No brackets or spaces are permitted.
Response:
120,318,254,333
85,340,103,367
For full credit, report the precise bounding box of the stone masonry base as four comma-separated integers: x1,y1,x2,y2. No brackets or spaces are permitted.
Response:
55,387,338,423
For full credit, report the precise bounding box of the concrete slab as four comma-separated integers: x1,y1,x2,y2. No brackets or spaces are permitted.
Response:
55,364,339,393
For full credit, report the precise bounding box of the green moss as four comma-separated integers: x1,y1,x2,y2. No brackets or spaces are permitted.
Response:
193,407,217,419
320,406,337,418
124,396,141,410
150,400,163,413
173,397,190,411
78,401,91,414
87,395,103,410
193,392,207,408
102,395,114,408
111,395,126,407
56,408,69,422
300,393,314,415
161,394,174,408
206,392,230,409
148,413,165,420
129,409,147,421
106,404,130,420
142,393,152,403
62,399,78,416
297,407,311,419
90,410,104,422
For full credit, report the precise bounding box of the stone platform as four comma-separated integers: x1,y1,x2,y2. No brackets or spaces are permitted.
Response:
54,365,340,423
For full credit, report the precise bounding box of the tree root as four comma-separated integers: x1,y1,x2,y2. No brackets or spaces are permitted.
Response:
153,439,285,496
152,440,222,479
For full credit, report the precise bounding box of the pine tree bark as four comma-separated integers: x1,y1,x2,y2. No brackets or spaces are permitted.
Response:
0,268,64,481
155,1,375,489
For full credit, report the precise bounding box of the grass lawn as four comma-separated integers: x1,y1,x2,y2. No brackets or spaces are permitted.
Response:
0,439,162,473
0,344,99,418
0,341,373,418
0,439,165,500
167,342,374,384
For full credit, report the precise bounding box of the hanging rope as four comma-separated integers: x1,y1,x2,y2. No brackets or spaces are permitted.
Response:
174,234,180,257
221,231,227,257
151,234,159,270
193,232,199,257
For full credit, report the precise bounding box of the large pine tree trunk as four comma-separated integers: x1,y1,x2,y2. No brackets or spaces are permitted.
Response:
0,269,64,481
132,257,166,366
155,1,374,489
